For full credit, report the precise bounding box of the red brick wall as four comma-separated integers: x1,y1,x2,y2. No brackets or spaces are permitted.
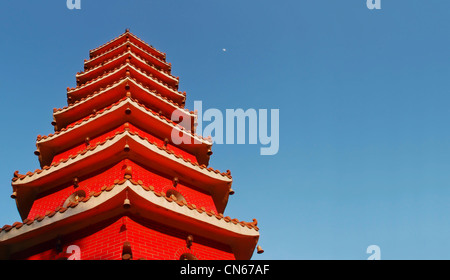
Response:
20,216,234,260
126,216,234,260
27,185,76,220
20,217,124,260
52,124,125,164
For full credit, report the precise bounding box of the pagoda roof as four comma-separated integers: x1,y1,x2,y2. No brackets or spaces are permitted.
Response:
84,39,170,72
51,124,201,168
68,63,185,105
15,130,230,218
38,97,211,167
54,77,193,131
89,30,166,61
77,49,178,87
1,180,258,260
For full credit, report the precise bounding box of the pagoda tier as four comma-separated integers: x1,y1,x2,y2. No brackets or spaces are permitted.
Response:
76,50,179,88
84,39,170,72
38,96,211,167
68,63,186,106
89,30,166,62
2,180,259,260
25,157,224,220
54,77,193,132
15,131,231,219
0,31,260,260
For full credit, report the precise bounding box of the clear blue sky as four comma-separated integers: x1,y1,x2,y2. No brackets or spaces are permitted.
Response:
1,0,450,260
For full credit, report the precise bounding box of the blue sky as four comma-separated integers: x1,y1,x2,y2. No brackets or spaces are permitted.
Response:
1,0,450,260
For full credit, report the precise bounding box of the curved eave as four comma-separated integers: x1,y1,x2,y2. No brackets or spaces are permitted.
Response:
54,77,193,131
69,63,184,105
90,31,166,61
17,131,229,218
39,97,210,167
80,49,177,86
1,181,258,260
85,41,169,72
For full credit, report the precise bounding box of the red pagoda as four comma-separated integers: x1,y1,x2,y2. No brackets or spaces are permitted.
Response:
0,30,261,260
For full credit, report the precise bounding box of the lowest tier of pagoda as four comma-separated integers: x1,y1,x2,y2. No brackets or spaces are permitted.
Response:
0,30,260,260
